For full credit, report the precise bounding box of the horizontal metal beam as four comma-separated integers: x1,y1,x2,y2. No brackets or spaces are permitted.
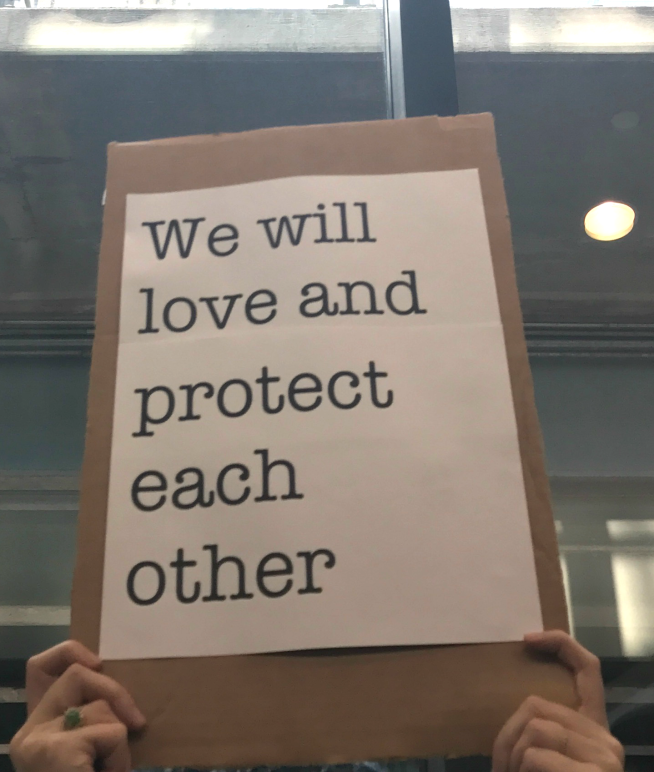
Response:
0,688,24,703
0,320,93,356
0,471,78,491
452,7,654,55
3,320,654,358
0,606,70,627
525,323,654,358
2,8,654,56
0,9,384,55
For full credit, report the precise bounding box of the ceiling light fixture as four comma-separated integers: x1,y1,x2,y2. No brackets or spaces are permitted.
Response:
584,201,635,241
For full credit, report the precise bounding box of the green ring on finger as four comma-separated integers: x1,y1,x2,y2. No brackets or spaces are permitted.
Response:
63,707,83,730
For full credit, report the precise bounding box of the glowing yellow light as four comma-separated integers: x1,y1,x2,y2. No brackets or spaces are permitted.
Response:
584,201,635,241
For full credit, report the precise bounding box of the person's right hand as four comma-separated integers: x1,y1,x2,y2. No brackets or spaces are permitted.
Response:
493,630,624,772
10,663,145,772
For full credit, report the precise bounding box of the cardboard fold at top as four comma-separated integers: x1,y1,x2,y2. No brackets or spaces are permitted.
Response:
72,113,574,768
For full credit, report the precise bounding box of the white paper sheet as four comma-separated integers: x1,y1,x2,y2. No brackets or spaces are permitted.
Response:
99,170,542,660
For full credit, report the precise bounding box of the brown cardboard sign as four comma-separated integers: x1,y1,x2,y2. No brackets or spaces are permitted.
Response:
72,114,574,767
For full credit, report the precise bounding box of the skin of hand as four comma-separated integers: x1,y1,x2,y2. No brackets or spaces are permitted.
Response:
492,630,625,772
25,641,103,715
11,646,146,772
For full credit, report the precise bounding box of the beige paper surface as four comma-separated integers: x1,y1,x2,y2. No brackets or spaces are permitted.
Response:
72,114,574,767
101,169,542,660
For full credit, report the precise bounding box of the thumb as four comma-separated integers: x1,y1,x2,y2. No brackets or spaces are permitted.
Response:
525,630,608,727
79,723,131,772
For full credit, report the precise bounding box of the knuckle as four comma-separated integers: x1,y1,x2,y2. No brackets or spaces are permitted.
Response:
608,735,625,762
107,722,129,744
48,733,70,753
17,733,39,755
66,661,85,680
524,717,547,740
523,695,546,715
63,640,92,665
520,747,538,771
65,661,95,686
8,734,23,759
16,733,56,767
25,655,40,677
587,653,601,671
94,698,112,713
86,698,113,721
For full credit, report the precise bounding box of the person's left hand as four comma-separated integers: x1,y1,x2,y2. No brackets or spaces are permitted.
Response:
492,630,624,772
25,641,102,715
11,662,145,772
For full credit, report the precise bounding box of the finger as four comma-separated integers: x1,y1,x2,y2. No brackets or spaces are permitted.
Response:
29,664,145,731
10,714,63,749
78,722,131,772
79,700,123,728
26,642,103,715
493,696,610,772
28,641,102,680
519,747,594,772
509,718,567,772
524,630,607,726
509,718,620,772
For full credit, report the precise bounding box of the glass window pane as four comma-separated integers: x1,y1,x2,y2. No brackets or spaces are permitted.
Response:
0,3,391,661
0,4,389,318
